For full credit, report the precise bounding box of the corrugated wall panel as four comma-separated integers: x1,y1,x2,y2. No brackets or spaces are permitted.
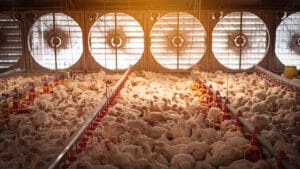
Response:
0,14,22,69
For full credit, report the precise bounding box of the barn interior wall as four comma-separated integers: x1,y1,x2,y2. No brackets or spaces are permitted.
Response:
4,9,295,73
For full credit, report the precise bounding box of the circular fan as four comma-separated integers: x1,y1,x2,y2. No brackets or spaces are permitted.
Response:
0,13,22,70
276,12,300,69
28,13,83,70
150,12,206,70
89,13,144,70
212,12,269,70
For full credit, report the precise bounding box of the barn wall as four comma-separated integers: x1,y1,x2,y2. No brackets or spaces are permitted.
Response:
1,9,297,73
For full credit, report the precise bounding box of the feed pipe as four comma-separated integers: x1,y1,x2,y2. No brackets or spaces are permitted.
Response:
47,67,131,169
0,68,24,78
254,65,300,92
197,77,295,169
226,104,295,169
0,75,62,101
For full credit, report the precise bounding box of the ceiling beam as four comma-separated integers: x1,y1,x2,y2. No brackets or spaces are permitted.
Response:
0,0,299,11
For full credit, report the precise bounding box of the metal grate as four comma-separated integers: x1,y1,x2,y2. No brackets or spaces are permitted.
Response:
89,12,144,70
28,13,83,70
276,12,300,69
212,12,268,70
0,14,22,70
150,12,206,70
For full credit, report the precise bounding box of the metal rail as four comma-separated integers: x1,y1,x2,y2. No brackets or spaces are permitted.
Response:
226,104,295,169
254,65,300,92
0,68,24,78
0,75,61,101
47,67,131,169
197,76,295,169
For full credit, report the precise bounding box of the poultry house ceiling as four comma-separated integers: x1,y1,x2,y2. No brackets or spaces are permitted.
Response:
0,0,299,11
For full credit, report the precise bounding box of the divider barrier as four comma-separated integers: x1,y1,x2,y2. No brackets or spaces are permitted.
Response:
0,68,24,79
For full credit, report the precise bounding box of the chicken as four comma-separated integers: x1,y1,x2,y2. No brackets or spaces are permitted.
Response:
145,125,166,139
169,137,193,145
102,122,127,139
32,94,54,111
135,158,157,169
206,140,245,167
149,152,169,168
126,119,150,134
252,160,270,169
219,159,253,169
160,143,188,161
170,153,196,169
120,145,144,160
48,127,70,140
207,107,222,124
104,141,134,169
195,161,215,169
187,141,210,160
143,111,167,125
250,115,270,130
191,128,221,144
252,89,267,101
94,164,118,169
169,118,192,138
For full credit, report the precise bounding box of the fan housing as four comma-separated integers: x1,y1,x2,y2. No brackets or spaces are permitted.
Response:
150,12,206,70
275,12,300,69
89,12,144,70
28,12,83,70
212,12,269,70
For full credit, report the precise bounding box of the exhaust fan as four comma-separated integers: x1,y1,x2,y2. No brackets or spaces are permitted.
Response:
89,12,144,70
0,14,22,70
150,12,206,70
28,13,83,70
276,12,300,69
212,12,269,70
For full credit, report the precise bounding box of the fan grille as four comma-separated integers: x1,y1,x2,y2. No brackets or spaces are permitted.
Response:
28,13,83,70
89,13,144,70
212,12,268,70
276,12,300,69
0,14,22,70
150,12,206,70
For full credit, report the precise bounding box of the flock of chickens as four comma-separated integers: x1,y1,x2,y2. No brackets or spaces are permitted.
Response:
0,70,299,169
